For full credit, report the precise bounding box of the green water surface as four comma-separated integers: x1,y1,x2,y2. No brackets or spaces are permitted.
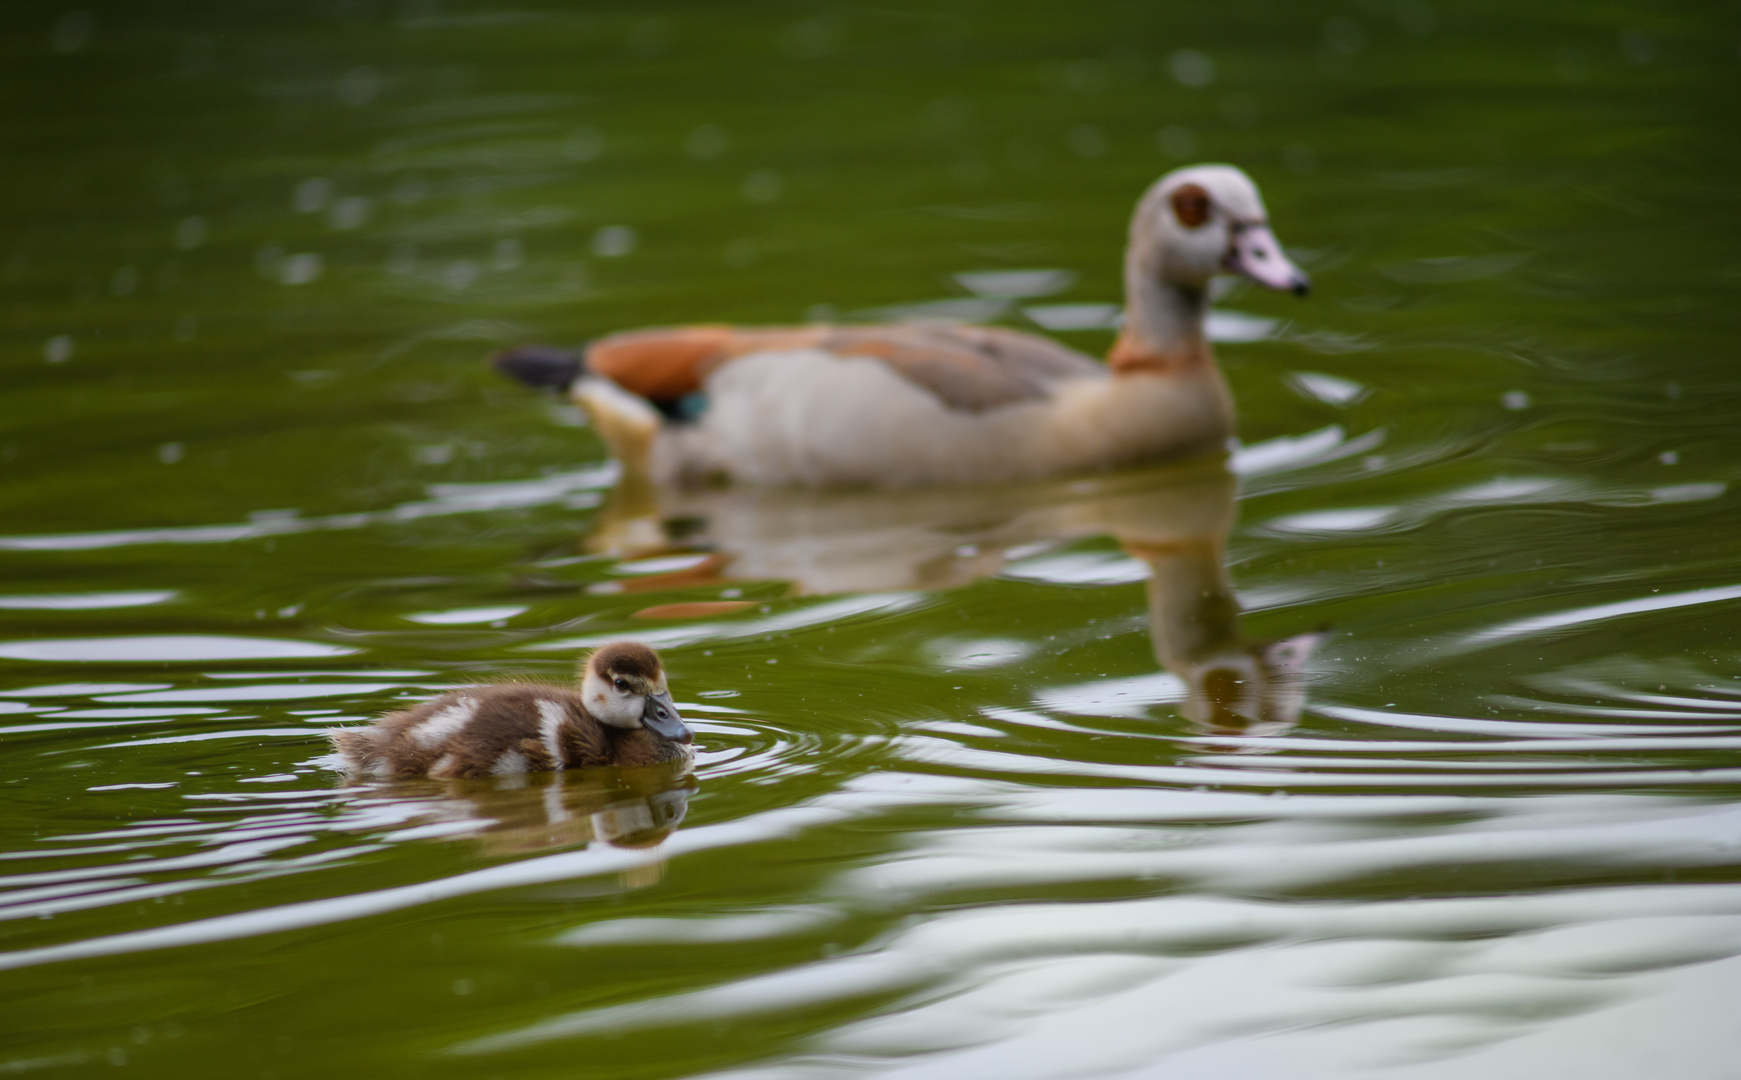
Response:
3,1,1740,1077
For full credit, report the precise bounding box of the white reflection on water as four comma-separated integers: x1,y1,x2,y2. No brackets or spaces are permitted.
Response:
0,463,618,552
954,268,1075,298
441,777,1741,1077
92,683,409,703
1289,370,1368,405
0,773,969,972
556,905,841,946
0,635,356,662
0,590,176,610
1229,424,1383,476
1032,672,1187,718
1449,583,1741,654
528,593,926,652
0,682,170,697
1022,302,1118,330
3,705,1738,1077
1268,505,1398,533
404,605,528,625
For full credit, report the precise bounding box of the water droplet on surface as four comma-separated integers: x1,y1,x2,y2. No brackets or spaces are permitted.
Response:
742,169,783,203
1067,124,1107,159
391,175,428,204
327,196,372,230
564,127,603,162
1169,49,1215,88
174,216,208,250
279,253,323,285
783,15,843,60
336,65,381,106
1157,125,1197,159
1323,16,1367,55
1284,143,1319,175
1396,0,1436,34
444,260,480,290
1220,93,1260,127
292,178,331,214
51,11,94,54
1063,60,1110,95
685,124,729,160
592,226,637,258
626,18,670,58
175,35,214,77
723,238,757,268
1619,30,1654,65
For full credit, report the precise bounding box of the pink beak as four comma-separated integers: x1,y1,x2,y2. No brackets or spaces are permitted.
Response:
1225,224,1310,296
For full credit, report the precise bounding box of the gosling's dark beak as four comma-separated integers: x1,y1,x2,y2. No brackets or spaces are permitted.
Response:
1225,223,1310,297
641,691,692,744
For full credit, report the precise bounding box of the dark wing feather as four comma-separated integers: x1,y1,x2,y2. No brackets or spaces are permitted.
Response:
822,324,1107,412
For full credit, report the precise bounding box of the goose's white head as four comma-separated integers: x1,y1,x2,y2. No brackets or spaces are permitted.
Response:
580,641,692,743
1131,164,1309,296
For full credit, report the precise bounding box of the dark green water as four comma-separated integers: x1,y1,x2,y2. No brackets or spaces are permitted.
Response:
3,1,1741,1076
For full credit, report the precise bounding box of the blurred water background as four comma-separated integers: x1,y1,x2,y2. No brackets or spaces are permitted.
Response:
2,1,1740,1076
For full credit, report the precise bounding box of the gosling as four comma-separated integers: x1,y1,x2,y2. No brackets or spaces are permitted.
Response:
331,641,693,779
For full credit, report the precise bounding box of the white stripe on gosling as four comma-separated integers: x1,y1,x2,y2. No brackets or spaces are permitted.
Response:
492,749,529,776
411,697,476,748
536,699,567,771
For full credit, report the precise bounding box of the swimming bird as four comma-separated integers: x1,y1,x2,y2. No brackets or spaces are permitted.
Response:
494,163,1308,488
330,641,693,779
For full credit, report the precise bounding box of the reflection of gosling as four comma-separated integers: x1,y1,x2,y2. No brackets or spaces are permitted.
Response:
592,787,693,849
331,642,693,779
452,772,698,857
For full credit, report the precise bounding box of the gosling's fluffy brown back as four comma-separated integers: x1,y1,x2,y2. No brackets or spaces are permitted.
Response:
331,682,687,780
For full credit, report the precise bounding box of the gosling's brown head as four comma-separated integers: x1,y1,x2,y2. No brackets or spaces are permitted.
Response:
580,641,691,744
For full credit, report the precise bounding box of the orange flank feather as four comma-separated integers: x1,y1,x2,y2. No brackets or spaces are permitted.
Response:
584,322,1103,413
586,326,822,403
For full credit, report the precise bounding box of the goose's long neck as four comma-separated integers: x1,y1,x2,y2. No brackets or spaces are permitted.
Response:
1111,248,1211,374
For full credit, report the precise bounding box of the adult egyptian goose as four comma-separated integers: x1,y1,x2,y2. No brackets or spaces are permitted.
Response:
330,642,692,779
495,164,1308,488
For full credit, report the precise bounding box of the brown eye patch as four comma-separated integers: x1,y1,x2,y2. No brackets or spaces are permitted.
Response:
1170,184,1211,229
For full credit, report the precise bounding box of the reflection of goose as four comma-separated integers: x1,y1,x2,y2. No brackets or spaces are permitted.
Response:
586,461,1322,734
1125,535,1323,738
495,165,1308,488
331,642,692,779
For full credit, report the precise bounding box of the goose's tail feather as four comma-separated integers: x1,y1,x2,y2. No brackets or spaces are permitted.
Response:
492,345,585,392
492,343,663,477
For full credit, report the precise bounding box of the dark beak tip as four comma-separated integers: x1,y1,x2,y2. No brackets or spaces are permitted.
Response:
1292,279,1312,298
